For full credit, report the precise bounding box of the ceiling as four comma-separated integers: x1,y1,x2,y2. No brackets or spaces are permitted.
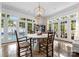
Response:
2,2,79,17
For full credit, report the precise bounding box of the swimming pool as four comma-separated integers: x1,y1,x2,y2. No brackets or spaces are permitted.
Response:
8,34,26,41
0,34,16,43
0,33,26,44
1,34,25,41
1,31,26,40
8,35,16,41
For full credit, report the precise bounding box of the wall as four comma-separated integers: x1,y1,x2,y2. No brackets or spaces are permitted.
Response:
74,8,79,40
0,3,2,44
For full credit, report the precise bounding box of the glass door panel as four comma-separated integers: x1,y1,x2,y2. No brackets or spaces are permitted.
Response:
19,21,26,36
7,14,18,41
61,21,67,38
54,23,58,37
71,20,76,40
54,23,58,32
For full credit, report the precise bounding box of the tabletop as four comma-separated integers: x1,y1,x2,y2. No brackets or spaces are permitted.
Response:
27,33,48,39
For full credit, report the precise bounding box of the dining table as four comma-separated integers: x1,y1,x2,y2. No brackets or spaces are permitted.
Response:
26,33,49,54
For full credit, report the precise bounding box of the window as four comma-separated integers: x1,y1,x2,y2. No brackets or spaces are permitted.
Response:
71,20,76,40
28,22,32,33
49,23,51,31
61,16,68,20
54,23,58,32
61,21,67,38
7,14,10,18
20,18,26,21
71,20,76,30
19,22,25,28
8,19,14,27
27,19,32,22
33,20,35,22
1,19,4,28
1,13,5,17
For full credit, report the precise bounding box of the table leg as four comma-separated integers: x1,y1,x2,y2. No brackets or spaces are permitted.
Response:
38,39,41,53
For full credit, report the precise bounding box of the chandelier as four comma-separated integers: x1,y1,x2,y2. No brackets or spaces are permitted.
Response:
35,3,45,24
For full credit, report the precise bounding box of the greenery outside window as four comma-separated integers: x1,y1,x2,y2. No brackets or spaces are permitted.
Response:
19,22,25,28
1,19,4,28
54,23,58,32
49,23,51,31
61,22,66,33
27,19,32,22
71,20,76,40
21,18,26,20
28,23,32,33
71,20,76,30
61,21,67,38
6,14,14,27
8,19,14,27
1,13,5,17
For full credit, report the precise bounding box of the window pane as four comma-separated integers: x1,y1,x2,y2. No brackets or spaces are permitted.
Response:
1,13,5,17
27,19,32,22
7,15,18,41
61,21,67,38
71,20,76,30
28,23,32,33
19,22,25,28
54,23,58,32
49,23,51,31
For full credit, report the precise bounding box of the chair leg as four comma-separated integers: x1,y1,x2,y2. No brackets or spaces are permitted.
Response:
39,39,41,53
52,42,53,57
17,50,20,57
46,39,48,57
46,47,48,57
30,38,32,57
17,47,20,57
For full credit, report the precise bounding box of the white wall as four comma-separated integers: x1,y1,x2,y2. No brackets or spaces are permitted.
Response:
74,8,79,40
0,3,2,44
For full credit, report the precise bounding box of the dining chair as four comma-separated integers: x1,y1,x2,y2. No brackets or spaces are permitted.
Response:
39,31,55,57
15,30,32,57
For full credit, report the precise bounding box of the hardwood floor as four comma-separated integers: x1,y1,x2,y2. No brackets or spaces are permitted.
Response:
0,42,79,57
